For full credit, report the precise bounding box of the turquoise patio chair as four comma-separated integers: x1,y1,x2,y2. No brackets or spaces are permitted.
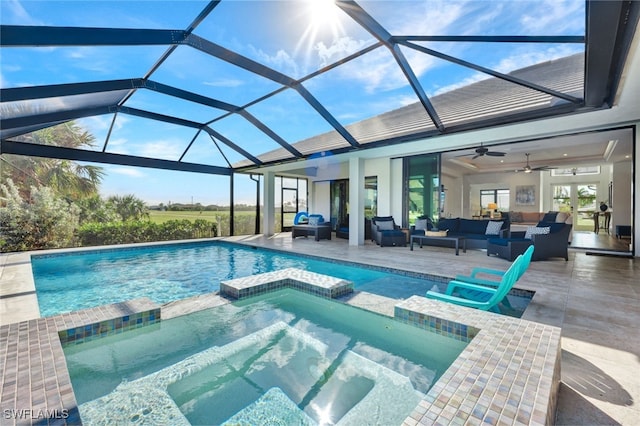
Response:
455,245,534,286
425,252,525,313
452,245,535,308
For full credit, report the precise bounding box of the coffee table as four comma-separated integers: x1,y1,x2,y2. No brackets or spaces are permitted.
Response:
410,235,466,255
292,224,332,241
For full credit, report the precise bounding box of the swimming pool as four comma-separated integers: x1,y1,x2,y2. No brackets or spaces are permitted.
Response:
31,241,445,317
63,289,468,425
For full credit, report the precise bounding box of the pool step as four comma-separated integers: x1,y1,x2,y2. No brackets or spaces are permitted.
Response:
220,267,354,299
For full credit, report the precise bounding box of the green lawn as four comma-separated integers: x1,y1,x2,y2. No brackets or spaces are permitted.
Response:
148,210,227,223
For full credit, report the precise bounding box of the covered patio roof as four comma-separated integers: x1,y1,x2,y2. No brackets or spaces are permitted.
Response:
1,0,639,175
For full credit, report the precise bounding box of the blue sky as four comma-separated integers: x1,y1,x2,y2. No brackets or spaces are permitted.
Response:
1,0,585,206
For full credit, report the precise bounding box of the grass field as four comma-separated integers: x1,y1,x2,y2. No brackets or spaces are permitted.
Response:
148,210,262,235
148,210,229,224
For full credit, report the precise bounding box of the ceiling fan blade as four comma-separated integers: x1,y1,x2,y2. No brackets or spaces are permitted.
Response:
533,166,557,171
472,154,481,159
485,151,506,157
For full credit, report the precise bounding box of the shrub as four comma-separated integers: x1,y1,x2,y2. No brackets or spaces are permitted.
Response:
76,219,217,246
0,179,80,252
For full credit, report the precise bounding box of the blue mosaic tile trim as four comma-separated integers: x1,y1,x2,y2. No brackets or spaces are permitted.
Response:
31,240,214,260
58,308,161,346
394,306,479,342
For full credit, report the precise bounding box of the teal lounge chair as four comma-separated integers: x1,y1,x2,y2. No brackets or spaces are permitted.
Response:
455,245,534,287
452,245,534,308
425,252,525,313
455,245,535,306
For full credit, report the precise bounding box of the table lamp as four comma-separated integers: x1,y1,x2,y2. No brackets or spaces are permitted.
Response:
487,202,498,218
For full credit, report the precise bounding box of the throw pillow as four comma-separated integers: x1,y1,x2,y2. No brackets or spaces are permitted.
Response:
555,212,568,223
485,221,504,235
308,216,319,226
525,226,550,240
377,220,395,231
510,211,523,222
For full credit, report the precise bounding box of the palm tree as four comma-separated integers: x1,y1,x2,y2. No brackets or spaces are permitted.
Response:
107,195,149,222
1,122,105,201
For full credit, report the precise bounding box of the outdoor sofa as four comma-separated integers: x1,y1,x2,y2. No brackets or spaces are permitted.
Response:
431,217,510,250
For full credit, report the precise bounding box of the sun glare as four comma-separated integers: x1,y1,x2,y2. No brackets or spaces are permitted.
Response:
295,0,344,63
308,0,339,24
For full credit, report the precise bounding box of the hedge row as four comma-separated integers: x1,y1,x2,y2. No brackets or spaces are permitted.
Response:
77,219,217,246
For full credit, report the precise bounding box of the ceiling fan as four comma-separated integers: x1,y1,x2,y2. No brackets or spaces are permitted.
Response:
457,144,507,159
515,153,556,173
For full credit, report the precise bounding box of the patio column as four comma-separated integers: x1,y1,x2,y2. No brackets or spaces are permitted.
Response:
263,171,276,236
349,156,365,246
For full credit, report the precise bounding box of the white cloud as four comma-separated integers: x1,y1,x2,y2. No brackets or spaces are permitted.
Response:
103,137,130,156
110,167,146,178
314,36,367,67
393,1,468,35
520,0,584,34
493,45,582,74
3,0,42,25
203,78,245,88
137,139,185,160
64,47,114,74
333,47,405,93
249,46,300,76
76,116,111,133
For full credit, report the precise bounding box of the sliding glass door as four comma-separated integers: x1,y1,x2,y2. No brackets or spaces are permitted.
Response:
404,154,440,226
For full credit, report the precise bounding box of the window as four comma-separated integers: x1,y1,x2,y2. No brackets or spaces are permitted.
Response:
276,177,307,232
552,166,600,176
480,189,510,212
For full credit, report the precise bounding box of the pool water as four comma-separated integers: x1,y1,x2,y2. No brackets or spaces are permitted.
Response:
31,241,443,317
63,289,468,425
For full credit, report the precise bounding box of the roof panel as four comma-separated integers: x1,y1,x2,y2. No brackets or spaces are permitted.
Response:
360,0,585,36
1,0,632,175
304,45,436,144
245,88,345,147
105,114,197,161
195,0,375,79
124,89,223,123
210,114,292,162
0,0,204,29
0,46,167,88
1,91,128,119
151,45,283,107
408,41,584,95
180,130,232,168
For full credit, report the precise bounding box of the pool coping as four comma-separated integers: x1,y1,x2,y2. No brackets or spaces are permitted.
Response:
1,264,560,425
0,298,160,425
396,296,561,425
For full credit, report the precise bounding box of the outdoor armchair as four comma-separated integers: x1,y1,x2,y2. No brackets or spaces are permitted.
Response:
371,216,406,247
487,223,571,261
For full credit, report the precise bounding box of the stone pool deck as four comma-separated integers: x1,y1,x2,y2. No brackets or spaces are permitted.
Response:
1,235,638,425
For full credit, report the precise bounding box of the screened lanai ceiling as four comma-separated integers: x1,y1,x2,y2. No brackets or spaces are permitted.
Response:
1,0,638,176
